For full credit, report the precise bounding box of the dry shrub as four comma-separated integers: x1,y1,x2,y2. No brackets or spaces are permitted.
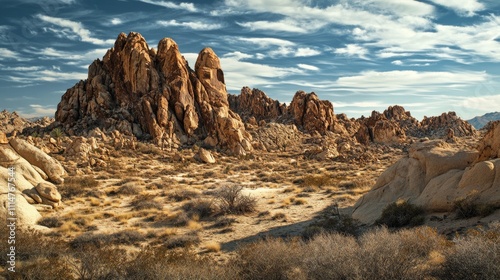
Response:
236,238,305,280
216,186,256,214
70,230,145,249
303,233,360,280
181,199,215,219
376,200,425,228
38,216,63,228
60,176,99,198
301,174,331,189
453,190,496,219
130,194,163,210
302,214,360,239
439,223,500,280
167,189,200,202
118,183,142,195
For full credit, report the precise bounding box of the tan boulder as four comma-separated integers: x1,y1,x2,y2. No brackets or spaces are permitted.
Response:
35,182,62,202
289,91,334,135
9,138,66,184
196,148,216,164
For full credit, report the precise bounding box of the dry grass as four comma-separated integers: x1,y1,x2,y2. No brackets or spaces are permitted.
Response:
204,241,222,252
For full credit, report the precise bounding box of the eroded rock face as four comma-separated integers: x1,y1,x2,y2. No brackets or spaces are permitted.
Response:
229,87,287,123
417,112,476,138
0,138,64,227
55,32,251,155
351,135,500,224
289,91,335,135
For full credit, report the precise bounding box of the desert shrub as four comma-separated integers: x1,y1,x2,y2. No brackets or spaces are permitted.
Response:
70,230,145,249
50,127,64,138
376,200,425,228
453,191,496,219
38,216,63,228
130,194,163,210
303,233,360,280
440,235,500,279
60,176,99,198
118,183,142,195
167,189,200,202
181,199,215,219
163,234,201,249
303,214,360,239
301,174,331,189
211,216,236,228
216,186,256,214
236,238,305,280
357,227,432,280
125,246,237,280
70,246,127,280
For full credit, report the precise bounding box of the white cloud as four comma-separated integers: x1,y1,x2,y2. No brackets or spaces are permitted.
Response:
223,51,253,60
138,0,197,12
236,37,295,48
157,20,222,30
391,60,403,66
29,104,56,116
34,47,108,62
297,64,319,71
236,20,309,33
0,48,26,61
428,0,485,16
334,44,369,59
269,46,320,57
336,70,488,92
1,65,43,71
37,14,115,46
110,18,123,25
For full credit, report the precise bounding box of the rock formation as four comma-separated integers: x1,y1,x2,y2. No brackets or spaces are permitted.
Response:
288,91,335,135
55,32,252,155
1,134,64,228
352,122,499,224
228,87,286,123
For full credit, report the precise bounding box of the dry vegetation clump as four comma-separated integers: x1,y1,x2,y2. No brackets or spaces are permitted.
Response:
130,194,163,210
59,176,99,198
2,223,500,279
181,199,215,219
167,189,200,202
438,223,500,280
38,216,63,228
453,190,496,219
117,183,143,195
216,186,257,214
301,173,332,189
376,200,425,228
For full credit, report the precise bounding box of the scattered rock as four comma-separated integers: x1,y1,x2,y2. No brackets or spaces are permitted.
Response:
35,182,62,202
196,148,216,164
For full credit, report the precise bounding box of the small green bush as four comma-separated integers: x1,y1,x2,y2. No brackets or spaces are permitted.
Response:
376,200,425,228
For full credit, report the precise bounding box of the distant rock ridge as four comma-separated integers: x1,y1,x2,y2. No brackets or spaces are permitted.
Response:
467,112,500,129
55,32,252,155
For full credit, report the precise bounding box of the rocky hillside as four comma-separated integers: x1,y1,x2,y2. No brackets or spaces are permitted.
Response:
467,112,500,129
55,32,252,155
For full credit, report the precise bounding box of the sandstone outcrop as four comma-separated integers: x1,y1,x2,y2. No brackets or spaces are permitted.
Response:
352,126,499,224
0,110,29,135
228,87,286,123
417,112,476,138
196,148,216,164
0,136,64,227
55,32,252,155
289,91,335,135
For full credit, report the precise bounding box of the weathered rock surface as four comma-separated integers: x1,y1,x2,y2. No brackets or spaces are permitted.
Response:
352,128,499,224
288,91,335,135
9,138,66,184
229,87,286,123
55,32,252,155
0,138,64,227
417,112,476,138
196,148,216,164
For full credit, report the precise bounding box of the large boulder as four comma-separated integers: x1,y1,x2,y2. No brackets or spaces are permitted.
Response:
352,140,482,224
9,138,66,184
55,32,252,155
228,87,287,122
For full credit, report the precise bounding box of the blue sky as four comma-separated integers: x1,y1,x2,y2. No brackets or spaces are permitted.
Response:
1,0,500,119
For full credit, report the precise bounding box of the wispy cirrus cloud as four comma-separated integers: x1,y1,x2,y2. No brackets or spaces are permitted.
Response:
36,14,115,46
269,46,321,58
0,48,29,61
157,19,221,30
428,0,485,16
138,0,197,12
297,64,319,71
